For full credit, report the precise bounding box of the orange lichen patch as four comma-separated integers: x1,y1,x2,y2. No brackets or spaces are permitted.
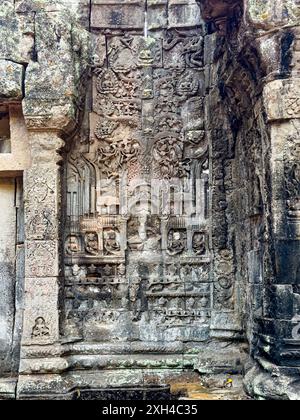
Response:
170,382,207,396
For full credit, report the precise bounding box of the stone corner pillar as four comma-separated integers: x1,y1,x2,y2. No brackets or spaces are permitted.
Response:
17,119,72,399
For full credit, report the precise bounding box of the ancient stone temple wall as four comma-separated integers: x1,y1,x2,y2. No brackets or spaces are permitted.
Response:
0,0,300,400
63,0,212,365
198,0,300,400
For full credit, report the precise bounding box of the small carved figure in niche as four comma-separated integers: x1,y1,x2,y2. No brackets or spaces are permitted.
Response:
72,264,87,282
200,295,209,308
103,264,113,277
167,264,179,279
167,230,187,256
85,232,99,255
104,229,121,255
176,71,198,99
31,317,50,339
193,232,206,255
144,216,161,251
117,264,126,276
95,120,119,140
28,209,54,239
66,235,80,255
88,264,97,275
138,48,155,66
158,114,182,133
96,69,118,95
180,264,192,279
159,78,174,98
187,297,195,309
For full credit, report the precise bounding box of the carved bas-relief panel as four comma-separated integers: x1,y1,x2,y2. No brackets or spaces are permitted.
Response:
63,6,211,360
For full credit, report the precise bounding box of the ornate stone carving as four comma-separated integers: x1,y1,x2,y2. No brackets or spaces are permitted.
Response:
167,229,187,256
193,232,207,255
63,17,210,365
26,241,57,277
214,250,235,310
84,232,99,255
31,317,50,339
103,229,121,255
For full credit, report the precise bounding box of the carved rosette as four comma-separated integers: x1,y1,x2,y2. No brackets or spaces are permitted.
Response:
214,250,235,310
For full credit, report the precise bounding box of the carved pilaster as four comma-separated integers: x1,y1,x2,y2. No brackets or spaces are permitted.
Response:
244,77,300,399
18,127,67,396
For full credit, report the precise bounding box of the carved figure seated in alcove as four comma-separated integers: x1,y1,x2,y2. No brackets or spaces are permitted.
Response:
167,229,187,255
104,229,121,255
193,232,207,255
31,317,50,339
85,232,99,255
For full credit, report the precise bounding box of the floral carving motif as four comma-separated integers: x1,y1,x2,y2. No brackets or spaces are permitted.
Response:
193,232,207,255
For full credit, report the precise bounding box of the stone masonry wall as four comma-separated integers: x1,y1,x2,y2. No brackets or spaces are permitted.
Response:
0,0,300,400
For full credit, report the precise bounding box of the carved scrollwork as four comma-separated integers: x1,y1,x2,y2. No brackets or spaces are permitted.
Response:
214,250,235,310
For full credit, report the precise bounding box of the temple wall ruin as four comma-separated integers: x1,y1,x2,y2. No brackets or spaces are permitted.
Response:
0,0,299,400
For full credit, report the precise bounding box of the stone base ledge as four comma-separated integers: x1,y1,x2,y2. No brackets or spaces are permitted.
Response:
244,357,300,400
16,369,198,400
0,377,17,400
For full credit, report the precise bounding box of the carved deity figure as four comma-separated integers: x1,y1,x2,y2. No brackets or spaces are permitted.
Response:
85,232,99,255
31,317,50,339
28,209,54,239
167,230,187,255
104,229,121,255
176,71,199,99
193,232,206,255
66,236,80,254
96,69,118,95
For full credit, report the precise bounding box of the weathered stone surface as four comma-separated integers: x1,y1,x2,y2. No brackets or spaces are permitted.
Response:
0,60,24,101
0,0,300,401
0,178,17,375
91,0,145,29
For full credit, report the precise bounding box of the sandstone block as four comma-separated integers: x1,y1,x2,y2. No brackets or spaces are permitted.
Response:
0,60,24,101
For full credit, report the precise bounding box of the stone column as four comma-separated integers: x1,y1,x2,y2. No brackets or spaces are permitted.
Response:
245,78,300,399
17,128,69,399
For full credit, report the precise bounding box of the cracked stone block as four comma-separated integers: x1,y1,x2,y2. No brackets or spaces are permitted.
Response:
168,0,202,28
0,60,23,101
91,0,144,29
